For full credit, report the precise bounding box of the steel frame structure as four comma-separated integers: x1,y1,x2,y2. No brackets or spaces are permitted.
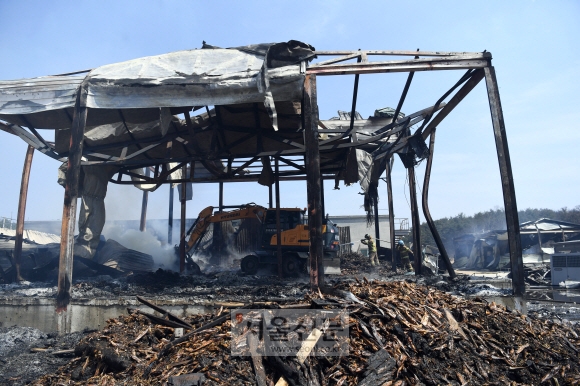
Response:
0,49,524,308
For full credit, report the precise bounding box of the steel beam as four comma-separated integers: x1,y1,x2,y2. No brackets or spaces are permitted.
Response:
303,74,324,290
484,66,524,296
373,195,381,251
308,56,488,76
421,129,456,279
14,144,34,282
168,185,174,245
139,167,150,232
408,166,422,275
180,165,187,273
275,158,282,278
386,157,396,271
314,50,487,58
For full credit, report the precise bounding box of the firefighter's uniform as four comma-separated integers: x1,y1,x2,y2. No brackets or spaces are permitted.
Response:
361,235,379,266
397,244,414,271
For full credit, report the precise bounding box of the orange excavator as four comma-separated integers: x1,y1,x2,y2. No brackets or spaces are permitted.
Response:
182,203,341,276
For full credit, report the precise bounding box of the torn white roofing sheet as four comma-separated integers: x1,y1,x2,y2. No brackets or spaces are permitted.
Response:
0,228,60,244
0,42,310,118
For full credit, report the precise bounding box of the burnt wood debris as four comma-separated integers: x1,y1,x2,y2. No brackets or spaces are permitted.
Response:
33,280,580,385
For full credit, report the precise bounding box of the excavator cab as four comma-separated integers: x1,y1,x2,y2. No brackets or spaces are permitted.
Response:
261,209,305,249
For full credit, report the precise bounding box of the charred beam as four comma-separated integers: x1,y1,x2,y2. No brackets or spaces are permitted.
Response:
408,166,422,275
303,74,324,290
57,81,88,312
386,157,396,272
484,66,524,296
14,144,34,281
421,129,456,279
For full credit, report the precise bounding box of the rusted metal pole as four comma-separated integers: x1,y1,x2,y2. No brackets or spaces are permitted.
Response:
421,129,456,279
275,158,283,278
180,165,187,273
408,166,422,274
387,157,396,271
484,65,524,296
139,167,150,232
14,144,34,282
57,83,88,312
303,74,324,290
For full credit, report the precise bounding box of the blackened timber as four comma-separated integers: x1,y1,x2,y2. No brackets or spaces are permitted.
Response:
14,144,34,281
57,81,88,311
484,65,524,296
275,158,282,278
386,158,396,272
408,166,422,275
421,129,456,279
136,296,193,329
303,74,324,289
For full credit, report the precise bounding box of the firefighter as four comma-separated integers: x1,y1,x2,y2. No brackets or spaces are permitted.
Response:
397,240,414,272
361,234,379,266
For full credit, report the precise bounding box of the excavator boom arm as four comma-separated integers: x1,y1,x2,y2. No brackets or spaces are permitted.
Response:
184,204,267,253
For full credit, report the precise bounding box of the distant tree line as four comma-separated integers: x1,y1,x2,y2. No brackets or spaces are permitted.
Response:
403,206,580,249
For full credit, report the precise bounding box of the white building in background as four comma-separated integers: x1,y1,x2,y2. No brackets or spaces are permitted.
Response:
328,215,409,254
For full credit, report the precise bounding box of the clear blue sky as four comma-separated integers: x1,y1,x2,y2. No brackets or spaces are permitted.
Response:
0,0,578,225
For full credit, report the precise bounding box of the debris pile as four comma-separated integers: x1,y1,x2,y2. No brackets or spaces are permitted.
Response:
35,280,580,385
522,266,551,286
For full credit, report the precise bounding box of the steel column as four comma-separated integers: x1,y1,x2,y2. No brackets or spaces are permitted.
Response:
387,157,396,271
275,158,283,278
14,144,34,282
408,166,422,274
373,195,380,250
268,183,273,209
139,167,150,232
180,165,187,273
168,186,174,244
219,182,224,212
57,83,88,311
303,74,324,290
421,129,456,278
484,66,524,295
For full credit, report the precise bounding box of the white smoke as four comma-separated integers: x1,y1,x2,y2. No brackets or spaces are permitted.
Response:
101,223,178,271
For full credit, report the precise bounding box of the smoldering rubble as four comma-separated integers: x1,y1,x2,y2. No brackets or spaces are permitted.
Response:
17,279,580,386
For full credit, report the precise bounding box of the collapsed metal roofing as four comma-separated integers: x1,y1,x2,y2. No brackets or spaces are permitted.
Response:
520,218,580,234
